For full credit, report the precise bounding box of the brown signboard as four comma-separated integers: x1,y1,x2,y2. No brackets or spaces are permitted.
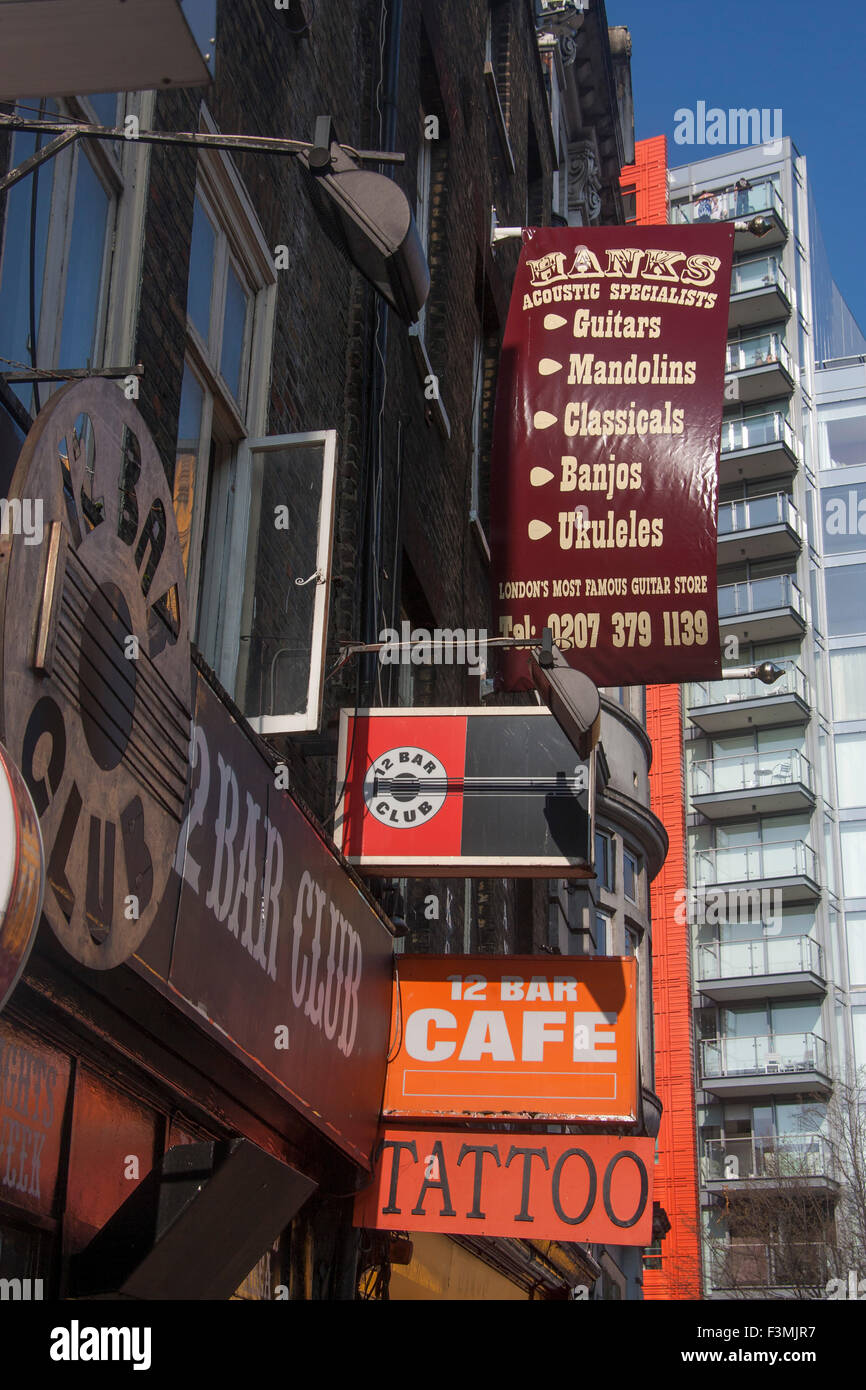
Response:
383,955,638,1124
490,225,734,689
151,671,395,1167
354,1129,654,1245
0,1018,71,1217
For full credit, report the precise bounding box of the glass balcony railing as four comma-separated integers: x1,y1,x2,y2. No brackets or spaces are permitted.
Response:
697,934,824,982
726,333,792,376
691,748,813,798
720,411,799,458
700,1031,828,1079
688,664,810,712
671,179,787,227
703,1132,833,1182
718,492,800,538
692,839,818,886
711,1242,830,1290
731,257,791,302
717,575,805,621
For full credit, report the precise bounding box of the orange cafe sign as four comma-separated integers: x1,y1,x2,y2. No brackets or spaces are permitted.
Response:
354,1130,653,1245
384,955,638,1124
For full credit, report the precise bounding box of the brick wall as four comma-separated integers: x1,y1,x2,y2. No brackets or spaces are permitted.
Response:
123,0,557,1294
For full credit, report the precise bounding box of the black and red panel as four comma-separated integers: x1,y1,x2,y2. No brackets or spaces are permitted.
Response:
335,708,592,877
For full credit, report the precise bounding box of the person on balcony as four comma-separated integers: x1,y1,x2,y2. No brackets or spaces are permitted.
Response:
696,189,718,221
735,177,752,217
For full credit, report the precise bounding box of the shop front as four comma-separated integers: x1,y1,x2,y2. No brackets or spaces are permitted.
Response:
0,380,395,1298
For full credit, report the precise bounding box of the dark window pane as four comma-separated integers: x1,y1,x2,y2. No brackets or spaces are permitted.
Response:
0,124,54,407
187,197,216,343
58,153,110,369
220,261,248,402
826,564,866,636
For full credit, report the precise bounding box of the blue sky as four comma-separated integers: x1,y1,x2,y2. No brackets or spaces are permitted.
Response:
616,0,866,334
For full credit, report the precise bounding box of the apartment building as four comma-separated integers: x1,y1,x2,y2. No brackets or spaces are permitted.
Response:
669,139,866,1297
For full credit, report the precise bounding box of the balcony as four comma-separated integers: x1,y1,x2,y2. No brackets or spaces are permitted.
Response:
696,934,826,1002
717,575,806,645
700,1032,831,1097
692,839,820,903
688,664,811,735
718,493,802,565
710,1242,831,1293
729,258,792,331
719,411,800,486
671,179,788,251
725,333,794,404
690,749,815,819
702,1133,837,1190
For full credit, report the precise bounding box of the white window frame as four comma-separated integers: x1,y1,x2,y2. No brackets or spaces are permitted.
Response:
0,91,152,407
623,847,641,905
414,108,432,345
237,430,338,736
469,322,491,560
483,6,515,174
407,107,451,439
179,103,277,691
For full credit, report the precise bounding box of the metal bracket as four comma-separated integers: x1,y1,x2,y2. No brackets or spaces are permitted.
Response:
0,114,405,195
1,363,144,384
294,569,326,587
490,206,524,250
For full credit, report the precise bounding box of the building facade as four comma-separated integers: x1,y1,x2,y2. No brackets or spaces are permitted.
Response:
617,133,703,1301
668,139,866,1297
0,0,662,1301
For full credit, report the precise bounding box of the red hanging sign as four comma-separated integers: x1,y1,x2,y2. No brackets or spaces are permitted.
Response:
490,225,734,688
354,1129,654,1245
382,954,638,1124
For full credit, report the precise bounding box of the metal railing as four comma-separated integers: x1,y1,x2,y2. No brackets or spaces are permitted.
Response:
726,332,792,376
671,179,787,227
692,838,818,886
720,410,799,459
700,1031,828,1079
718,491,801,538
688,664,809,712
697,933,824,982
702,1133,833,1182
717,574,805,621
691,748,812,799
711,1241,830,1290
731,257,791,302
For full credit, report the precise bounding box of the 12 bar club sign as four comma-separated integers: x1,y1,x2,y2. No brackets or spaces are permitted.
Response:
335,707,593,876
0,380,394,1165
0,379,191,969
490,225,734,689
160,670,394,1165
383,955,638,1124
354,1130,654,1246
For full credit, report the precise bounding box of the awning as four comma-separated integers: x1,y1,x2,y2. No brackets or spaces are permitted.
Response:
70,1138,316,1299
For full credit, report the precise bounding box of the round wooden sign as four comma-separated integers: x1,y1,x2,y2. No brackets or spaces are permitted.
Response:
0,380,191,969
